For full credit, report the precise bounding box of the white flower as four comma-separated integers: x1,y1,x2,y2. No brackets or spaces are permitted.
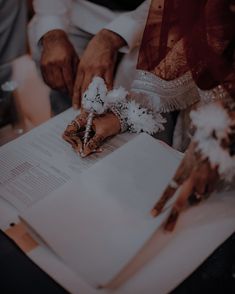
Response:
127,100,166,134
190,103,231,139
82,76,108,114
196,137,235,182
192,103,235,182
106,87,128,104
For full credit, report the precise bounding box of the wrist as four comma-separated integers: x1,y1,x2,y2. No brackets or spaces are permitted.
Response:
99,29,126,50
42,29,68,48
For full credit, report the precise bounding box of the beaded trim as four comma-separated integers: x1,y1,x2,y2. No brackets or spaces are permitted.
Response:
197,86,231,104
110,103,128,133
110,99,166,135
131,70,200,113
134,70,193,90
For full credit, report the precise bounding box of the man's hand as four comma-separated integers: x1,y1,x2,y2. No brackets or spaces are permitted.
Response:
40,29,79,96
73,29,126,109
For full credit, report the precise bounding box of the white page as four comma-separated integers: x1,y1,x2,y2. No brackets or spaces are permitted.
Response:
1,125,234,294
0,108,132,212
21,133,182,287
25,187,235,294
1,110,234,294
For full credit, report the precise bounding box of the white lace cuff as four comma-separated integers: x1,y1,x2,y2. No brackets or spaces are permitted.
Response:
110,99,166,134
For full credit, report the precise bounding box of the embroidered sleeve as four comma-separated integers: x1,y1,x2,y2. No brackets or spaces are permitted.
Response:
152,39,189,81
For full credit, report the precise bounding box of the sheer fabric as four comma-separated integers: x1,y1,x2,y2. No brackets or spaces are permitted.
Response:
137,0,235,97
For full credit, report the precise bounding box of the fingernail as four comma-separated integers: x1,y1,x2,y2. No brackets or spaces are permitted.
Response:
151,208,159,217
73,103,78,110
97,285,104,290
164,221,176,232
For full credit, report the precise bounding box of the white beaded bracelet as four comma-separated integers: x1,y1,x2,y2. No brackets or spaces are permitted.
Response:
82,76,166,135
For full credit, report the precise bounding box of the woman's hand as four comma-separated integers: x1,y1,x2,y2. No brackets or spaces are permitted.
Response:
63,110,121,157
151,141,219,231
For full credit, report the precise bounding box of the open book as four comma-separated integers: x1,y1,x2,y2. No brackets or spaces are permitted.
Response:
20,133,182,288
1,108,235,293
19,134,180,287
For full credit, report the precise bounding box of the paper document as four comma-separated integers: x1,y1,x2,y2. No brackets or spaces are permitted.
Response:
0,108,132,211
21,133,181,287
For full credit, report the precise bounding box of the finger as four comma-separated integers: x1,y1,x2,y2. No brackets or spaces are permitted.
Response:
81,66,105,95
45,64,66,91
62,60,75,97
151,158,191,217
151,185,178,217
62,133,80,149
164,177,194,231
104,69,114,91
193,161,211,198
63,112,88,150
81,72,94,96
194,173,208,195
205,166,219,195
40,56,50,86
40,64,49,85
73,55,79,77
188,192,203,206
174,155,193,184
81,133,105,157
73,69,84,109
62,132,75,147
71,134,83,153
63,128,86,151
41,64,59,89
63,112,88,137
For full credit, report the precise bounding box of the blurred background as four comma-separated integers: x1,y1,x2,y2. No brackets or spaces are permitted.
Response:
0,0,51,145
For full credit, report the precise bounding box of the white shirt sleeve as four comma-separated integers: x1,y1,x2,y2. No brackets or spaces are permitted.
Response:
33,0,72,42
104,0,151,53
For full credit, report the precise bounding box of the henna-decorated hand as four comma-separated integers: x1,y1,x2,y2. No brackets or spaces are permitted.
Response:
151,141,219,232
63,110,121,157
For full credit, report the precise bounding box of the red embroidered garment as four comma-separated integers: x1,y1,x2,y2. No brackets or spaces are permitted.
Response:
137,0,235,98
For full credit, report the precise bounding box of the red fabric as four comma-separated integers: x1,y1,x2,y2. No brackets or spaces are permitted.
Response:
137,0,235,98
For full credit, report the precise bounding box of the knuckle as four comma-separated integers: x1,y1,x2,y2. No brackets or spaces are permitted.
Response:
196,186,204,194
40,63,48,72
86,65,95,72
78,62,85,71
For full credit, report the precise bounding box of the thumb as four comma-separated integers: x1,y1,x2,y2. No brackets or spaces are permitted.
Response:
73,69,84,109
104,69,114,91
